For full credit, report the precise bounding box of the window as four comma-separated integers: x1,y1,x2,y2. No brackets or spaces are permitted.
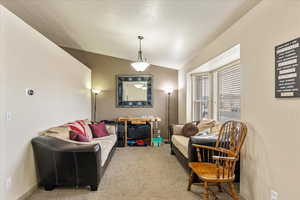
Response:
217,65,241,122
192,74,210,121
191,62,241,122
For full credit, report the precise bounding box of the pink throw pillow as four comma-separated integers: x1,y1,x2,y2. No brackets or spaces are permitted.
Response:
89,122,109,138
69,131,91,142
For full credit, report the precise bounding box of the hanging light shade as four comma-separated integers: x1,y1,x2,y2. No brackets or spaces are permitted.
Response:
131,36,150,72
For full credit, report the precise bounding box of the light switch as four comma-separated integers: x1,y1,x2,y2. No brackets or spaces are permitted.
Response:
6,112,12,120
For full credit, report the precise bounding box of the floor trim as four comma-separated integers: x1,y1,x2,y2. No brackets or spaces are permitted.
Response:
17,184,38,200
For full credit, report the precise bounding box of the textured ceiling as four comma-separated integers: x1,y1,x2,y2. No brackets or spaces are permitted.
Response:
0,0,261,69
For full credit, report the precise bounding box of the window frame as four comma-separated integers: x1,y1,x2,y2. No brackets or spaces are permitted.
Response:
191,60,241,122
191,73,211,121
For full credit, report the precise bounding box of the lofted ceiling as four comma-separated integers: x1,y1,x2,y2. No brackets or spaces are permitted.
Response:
0,0,261,69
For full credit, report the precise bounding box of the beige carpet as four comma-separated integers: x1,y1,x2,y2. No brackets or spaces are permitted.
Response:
27,144,240,200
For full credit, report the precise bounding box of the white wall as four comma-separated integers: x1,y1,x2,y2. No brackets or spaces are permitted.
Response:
0,5,91,200
0,6,6,200
179,0,300,199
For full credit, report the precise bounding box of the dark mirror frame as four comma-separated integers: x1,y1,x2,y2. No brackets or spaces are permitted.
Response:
116,74,153,108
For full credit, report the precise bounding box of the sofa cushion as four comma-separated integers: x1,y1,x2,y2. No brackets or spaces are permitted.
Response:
89,122,109,138
93,135,117,166
172,135,189,158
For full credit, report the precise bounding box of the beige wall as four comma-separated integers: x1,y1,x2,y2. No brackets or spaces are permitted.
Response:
179,0,300,199
64,48,178,138
0,5,91,200
0,7,6,200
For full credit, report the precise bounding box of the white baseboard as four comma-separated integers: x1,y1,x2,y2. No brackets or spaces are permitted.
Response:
17,185,38,200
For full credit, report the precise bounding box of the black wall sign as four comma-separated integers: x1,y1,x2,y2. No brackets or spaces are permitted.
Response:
275,37,300,98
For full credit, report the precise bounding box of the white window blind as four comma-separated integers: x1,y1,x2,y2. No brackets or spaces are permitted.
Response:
192,74,209,121
218,65,241,122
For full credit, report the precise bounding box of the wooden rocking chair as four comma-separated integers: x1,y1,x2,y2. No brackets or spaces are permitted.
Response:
187,121,247,200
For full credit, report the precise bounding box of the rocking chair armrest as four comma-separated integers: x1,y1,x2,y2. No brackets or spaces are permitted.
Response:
212,156,236,161
192,144,235,156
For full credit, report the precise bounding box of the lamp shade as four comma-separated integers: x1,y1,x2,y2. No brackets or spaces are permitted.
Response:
164,86,174,94
131,61,150,72
92,89,101,94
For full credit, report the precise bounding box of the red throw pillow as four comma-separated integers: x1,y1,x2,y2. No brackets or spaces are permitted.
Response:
89,122,109,138
69,131,91,142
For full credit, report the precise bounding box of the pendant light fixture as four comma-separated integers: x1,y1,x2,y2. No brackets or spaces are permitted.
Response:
131,36,150,72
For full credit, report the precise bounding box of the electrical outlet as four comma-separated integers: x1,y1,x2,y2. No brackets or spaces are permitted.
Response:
271,190,278,200
6,112,12,120
6,177,12,190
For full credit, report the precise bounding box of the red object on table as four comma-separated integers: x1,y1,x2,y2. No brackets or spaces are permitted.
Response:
136,140,145,146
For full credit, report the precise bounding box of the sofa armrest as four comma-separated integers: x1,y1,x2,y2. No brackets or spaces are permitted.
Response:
31,136,102,187
171,124,184,137
170,124,184,154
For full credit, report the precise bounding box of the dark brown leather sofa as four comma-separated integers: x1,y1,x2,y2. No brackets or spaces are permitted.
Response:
31,135,117,191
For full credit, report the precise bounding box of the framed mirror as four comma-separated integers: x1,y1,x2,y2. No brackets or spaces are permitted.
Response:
117,75,153,107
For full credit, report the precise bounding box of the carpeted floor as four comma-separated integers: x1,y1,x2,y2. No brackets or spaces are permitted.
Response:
27,144,240,200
